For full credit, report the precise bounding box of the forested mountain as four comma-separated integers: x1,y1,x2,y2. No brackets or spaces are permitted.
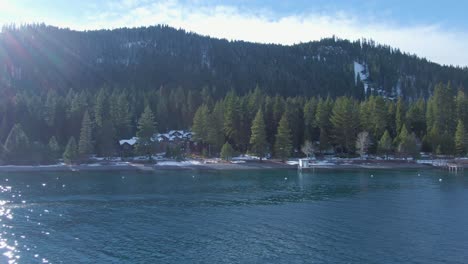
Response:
1,24,468,164
2,24,468,100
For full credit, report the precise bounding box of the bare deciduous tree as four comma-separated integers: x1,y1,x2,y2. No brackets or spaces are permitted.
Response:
356,131,371,158
301,140,315,158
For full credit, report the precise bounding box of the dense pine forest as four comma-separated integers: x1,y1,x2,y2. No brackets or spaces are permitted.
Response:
1,24,468,164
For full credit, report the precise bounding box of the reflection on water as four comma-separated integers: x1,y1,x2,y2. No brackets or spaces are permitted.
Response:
0,169,467,263
0,184,19,264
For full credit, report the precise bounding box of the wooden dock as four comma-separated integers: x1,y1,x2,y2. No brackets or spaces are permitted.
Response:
432,159,464,172
447,163,463,172
298,158,314,171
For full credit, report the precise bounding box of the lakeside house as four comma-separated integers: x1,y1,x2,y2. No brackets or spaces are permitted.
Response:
119,130,194,156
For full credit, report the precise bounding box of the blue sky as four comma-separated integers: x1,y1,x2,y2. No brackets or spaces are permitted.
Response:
1,0,468,66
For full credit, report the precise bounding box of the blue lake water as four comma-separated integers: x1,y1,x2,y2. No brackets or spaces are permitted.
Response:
0,169,467,263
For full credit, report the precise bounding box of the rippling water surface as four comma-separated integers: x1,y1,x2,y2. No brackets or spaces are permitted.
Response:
0,169,467,263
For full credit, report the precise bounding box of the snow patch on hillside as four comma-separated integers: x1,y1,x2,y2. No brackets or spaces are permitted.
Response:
354,61,369,94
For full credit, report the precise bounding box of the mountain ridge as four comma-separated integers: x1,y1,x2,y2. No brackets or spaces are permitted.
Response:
1,23,468,99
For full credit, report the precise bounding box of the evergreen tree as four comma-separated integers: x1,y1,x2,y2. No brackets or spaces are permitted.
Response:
456,90,468,126
285,97,304,151
249,110,267,160
78,111,93,159
274,114,292,161
331,97,360,154
303,98,318,141
206,101,225,152
405,99,426,138
395,124,409,146
48,136,61,160
99,119,117,158
455,119,466,156
223,91,241,147
426,83,456,136
135,106,157,159
63,137,78,164
397,126,419,159
44,89,58,127
94,88,108,128
316,97,333,152
263,96,276,146
4,124,30,164
110,92,132,139
386,102,396,137
395,97,405,134
378,130,393,159
220,142,235,161
318,128,330,153
192,104,209,143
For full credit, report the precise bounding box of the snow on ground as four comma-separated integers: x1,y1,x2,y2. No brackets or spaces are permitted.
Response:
155,160,201,166
230,160,246,164
85,164,102,167
203,158,221,164
232,154,261,161
354,61,369,94
416,159,447,165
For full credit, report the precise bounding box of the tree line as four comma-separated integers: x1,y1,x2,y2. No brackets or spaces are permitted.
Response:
0,82,466,164
192,83,468,161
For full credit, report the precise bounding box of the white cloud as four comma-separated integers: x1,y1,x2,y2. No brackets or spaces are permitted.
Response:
4,0,468,67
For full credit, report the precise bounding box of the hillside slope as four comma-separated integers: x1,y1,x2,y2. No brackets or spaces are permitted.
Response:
1,24,468,99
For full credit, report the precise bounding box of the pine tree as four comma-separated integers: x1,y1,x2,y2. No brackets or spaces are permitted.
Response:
135,106,157,159
237,97,251,152
455,119,466,156
48,136,61,160
94,88,108,128
249,110,267,160
63,137,78,164
285,97,304,151
110,92,132,139
406,99,426,138
44,89,58,127
395,97,405,133
331,97,360,154
4,124,30,164
378,130,393,159
206,101,225,152
223,91,240,146
315,97,333,131
99,119,117,158
303,98,318,141
274,114,292,161
370,96,388,139
456,90,468,128
78,111,93,159
192,104,209,143
397,126,419,159
220,142,235,161
318,127,330,153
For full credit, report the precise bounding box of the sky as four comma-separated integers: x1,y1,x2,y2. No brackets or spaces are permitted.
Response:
1,0,468,67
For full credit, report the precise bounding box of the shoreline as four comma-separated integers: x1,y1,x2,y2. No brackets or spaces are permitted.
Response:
0,160,435,173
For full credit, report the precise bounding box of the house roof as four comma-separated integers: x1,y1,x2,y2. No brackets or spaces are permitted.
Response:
119,130,193,145
119,137,138,146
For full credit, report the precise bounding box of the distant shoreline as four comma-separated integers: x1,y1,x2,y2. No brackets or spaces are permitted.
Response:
0,160,435,173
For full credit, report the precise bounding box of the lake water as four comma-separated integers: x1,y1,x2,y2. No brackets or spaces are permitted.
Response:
0,169,467,263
